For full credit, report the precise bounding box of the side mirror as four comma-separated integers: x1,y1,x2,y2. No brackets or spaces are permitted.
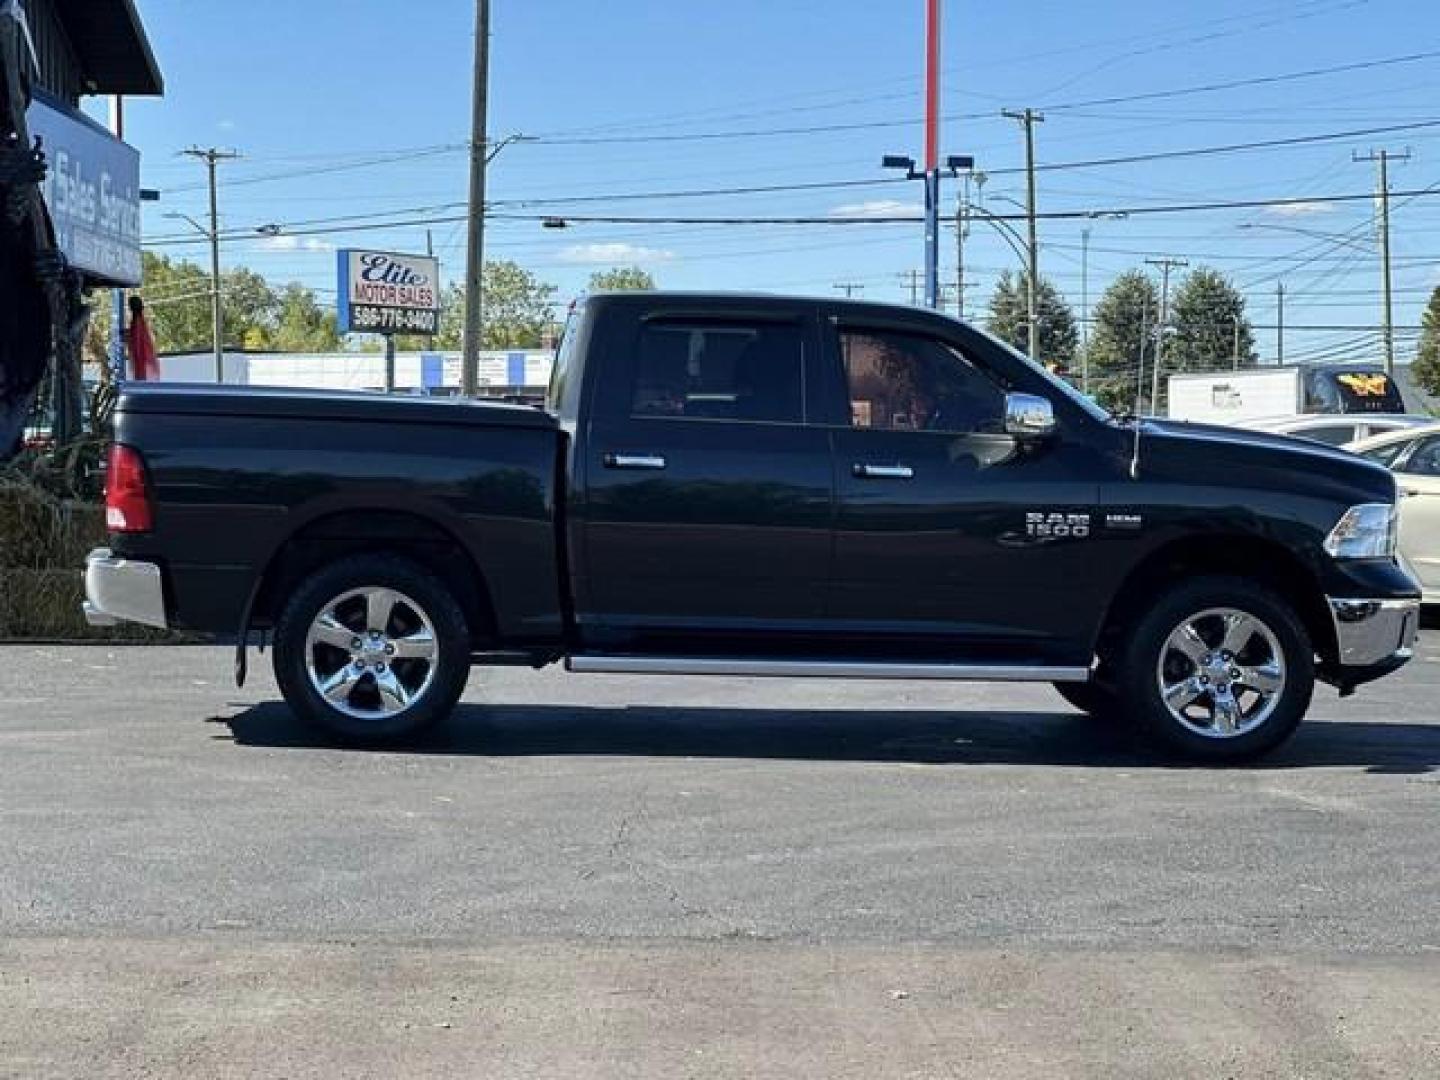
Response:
1004,392,1056,439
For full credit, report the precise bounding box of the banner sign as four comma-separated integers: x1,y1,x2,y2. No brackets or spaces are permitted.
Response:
27,94,142,286
336,249,440,335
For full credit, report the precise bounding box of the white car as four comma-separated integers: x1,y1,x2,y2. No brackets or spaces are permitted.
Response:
1244,413,1434,447
1347,422,1440,604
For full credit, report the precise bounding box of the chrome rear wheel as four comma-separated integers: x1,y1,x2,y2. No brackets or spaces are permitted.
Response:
304,587,439,721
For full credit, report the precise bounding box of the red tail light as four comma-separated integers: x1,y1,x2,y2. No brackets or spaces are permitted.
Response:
105,444,153,533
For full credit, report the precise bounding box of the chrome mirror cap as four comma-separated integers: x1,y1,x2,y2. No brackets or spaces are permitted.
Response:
1004,392,1056,438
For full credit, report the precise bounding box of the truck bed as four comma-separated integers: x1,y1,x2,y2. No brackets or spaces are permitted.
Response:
108,384,566,647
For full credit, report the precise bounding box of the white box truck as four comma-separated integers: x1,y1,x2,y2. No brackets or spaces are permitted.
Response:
1167,364,1406,424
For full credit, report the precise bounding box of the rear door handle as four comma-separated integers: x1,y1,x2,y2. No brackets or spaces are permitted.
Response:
852,463,914,480
603,453,667,470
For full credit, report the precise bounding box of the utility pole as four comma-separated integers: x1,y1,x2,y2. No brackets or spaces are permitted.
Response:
461,0,491,397
1232,316,1241,371
1354,148,1410,374
1002,107,1044,362
901,270,923,307
181,147,240,383
1145,257,1187,414
1277,281,1285,365
833,283,865,299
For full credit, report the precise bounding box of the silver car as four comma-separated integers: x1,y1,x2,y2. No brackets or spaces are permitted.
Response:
1347,422,1440,605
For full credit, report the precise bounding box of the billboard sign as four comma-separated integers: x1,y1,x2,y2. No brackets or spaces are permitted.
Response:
336,249,441,335
27,94,142,285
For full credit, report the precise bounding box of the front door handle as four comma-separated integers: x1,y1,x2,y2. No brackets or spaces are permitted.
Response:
603,453,667,470
853,463,914,480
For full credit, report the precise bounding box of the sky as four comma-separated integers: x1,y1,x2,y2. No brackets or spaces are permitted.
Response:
111,0,1440,364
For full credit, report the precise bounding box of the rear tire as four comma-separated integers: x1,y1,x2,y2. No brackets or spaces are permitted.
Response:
1115,575,1313,763
272,553,471,742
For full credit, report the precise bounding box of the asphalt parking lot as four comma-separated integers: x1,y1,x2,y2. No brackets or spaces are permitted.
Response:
2,630,1438,1078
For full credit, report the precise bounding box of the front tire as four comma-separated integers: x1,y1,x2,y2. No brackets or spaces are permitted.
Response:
273,553,471,742
1116,575,1313,763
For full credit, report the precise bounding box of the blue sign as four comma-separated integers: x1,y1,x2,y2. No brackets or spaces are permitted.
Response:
27,93,143,286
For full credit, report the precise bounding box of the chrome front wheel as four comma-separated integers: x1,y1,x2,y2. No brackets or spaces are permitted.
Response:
1156,607,1287,739
1120,576,1314,763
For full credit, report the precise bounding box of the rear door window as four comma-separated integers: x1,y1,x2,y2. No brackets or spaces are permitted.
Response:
631,321,805,424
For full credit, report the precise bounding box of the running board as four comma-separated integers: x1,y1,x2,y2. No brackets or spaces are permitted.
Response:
565,656,1090,682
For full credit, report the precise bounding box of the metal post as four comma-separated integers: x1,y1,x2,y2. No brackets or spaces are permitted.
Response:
1277,281,1285,365
108,96,126,387
1080,226,1091,391
955,185,965,320
384,334,396,393
921,0,941,310
1232,317,1241,371
460,0,491,397
923,168,940,309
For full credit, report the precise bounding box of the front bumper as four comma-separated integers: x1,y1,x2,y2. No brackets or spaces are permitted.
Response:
82,548,168,629
1323,596,1420,691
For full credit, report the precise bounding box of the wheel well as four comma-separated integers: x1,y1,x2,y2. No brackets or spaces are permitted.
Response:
1097,536,1337,666
249,510,497,647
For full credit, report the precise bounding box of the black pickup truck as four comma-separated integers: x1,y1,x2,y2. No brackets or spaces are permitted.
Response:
84,292,1422,761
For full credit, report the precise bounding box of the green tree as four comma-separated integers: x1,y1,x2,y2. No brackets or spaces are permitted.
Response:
985,271,1078,369
433,262,558,349
1085,270,1160,413
1165,267,1254,380
589,266,655,292
1413,284,1440,398
131,252,283,353
273,283,340,352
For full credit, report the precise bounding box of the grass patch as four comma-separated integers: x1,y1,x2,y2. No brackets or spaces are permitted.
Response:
0,476,184,642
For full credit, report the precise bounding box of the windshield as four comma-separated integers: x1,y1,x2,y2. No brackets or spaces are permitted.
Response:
981,328,1113,423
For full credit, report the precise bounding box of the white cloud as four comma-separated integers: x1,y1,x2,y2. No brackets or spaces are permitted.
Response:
558,242,675,265
257,234,334,253
1266,200,1335,217
217,119,237,132
828,199,921,219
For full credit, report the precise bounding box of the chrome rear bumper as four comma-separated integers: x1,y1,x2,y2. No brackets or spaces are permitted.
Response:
83,548,168,629
1328,597,1420,668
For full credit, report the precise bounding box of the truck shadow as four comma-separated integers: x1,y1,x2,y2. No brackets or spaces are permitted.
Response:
218,702,1440,773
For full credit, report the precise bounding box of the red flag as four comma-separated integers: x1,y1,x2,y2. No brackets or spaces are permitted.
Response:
127,306,159,381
